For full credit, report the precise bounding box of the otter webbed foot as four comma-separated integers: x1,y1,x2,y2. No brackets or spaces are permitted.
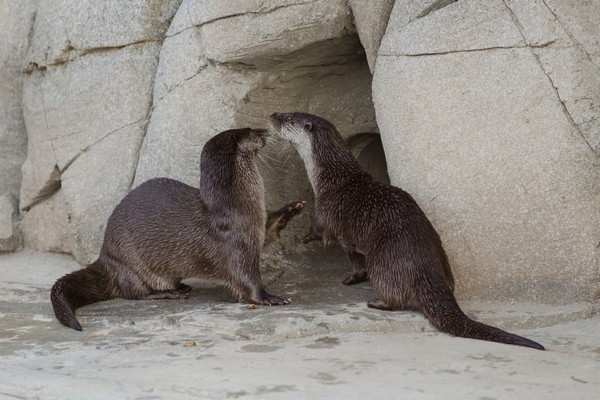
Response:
146,284,192,300
250,292,291,306
343,250,368,285
367,298,393,310
342,271,369,285
178,283,192,295
367,298,414,311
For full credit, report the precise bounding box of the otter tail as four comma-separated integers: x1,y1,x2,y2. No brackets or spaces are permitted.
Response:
50,261,113,331
417,284,545,350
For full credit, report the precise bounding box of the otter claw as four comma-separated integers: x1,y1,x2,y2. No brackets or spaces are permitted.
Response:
258,294,290,306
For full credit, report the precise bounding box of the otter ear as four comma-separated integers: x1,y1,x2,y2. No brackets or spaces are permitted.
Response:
304,122,313,132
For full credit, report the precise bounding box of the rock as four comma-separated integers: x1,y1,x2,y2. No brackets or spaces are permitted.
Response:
20,0,179,263
168,0,354,66
21,43,159,263
24,0,181,68
21,191,72,254
0,0,35,199
373,0,600,303
348,0,395,72
0,194,21,252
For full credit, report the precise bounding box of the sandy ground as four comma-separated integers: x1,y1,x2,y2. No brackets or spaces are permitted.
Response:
0,249,598,400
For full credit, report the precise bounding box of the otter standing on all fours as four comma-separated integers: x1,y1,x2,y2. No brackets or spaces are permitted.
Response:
51,128,305,331
269,112,545,351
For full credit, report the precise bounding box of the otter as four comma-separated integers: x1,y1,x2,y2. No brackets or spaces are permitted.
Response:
51,128,305,331
269,112,544,351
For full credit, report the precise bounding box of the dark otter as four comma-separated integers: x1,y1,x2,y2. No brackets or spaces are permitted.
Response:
51,128,305,331
269,112,544,351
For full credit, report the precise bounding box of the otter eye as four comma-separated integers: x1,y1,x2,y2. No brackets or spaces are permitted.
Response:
285,115,293,123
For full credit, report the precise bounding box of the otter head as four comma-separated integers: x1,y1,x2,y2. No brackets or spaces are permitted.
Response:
203,127,268,160
269,112,346,190
200,128,268,204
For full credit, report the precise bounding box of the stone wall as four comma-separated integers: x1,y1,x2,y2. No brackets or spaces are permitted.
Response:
0,0,597,304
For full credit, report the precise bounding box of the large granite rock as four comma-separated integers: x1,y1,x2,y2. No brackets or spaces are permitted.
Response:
0,0,35,248
373,0,599,303
348,0,395,72
20,1,181,263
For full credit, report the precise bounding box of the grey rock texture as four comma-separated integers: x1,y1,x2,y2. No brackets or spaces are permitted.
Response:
0,0,35,247
0,0,597,306
20,0,182,263
373,0,599,303
0,194,21,252
348,0,395,72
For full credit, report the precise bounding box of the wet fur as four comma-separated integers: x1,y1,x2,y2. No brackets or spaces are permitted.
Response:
51,128,304,331
270,112,544,351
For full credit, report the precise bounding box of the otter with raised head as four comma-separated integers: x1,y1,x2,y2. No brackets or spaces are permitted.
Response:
269,112,544,351
51,128,304,331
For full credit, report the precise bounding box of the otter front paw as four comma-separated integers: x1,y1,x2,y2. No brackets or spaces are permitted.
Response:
276,201,306,230
265,201,306,246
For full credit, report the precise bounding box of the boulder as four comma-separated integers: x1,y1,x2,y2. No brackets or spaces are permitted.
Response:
20,1,180,263
0,0,35,247
348,0,395,72
373,0,599,303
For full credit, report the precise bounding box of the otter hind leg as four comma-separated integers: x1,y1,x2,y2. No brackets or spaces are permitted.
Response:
343,251,368,285
144,283,192,300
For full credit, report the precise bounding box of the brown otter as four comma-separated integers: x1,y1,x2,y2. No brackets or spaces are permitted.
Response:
269,112,544,351
51,128,304,331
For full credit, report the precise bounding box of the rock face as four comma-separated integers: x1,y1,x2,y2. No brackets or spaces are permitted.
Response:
2,0,597,304
20,0,182,262
348,0,395,72
373,0,599,303
0,0,35,249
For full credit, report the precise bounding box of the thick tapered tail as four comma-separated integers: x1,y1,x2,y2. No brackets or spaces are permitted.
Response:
418,287,545,350
50,262,113,331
